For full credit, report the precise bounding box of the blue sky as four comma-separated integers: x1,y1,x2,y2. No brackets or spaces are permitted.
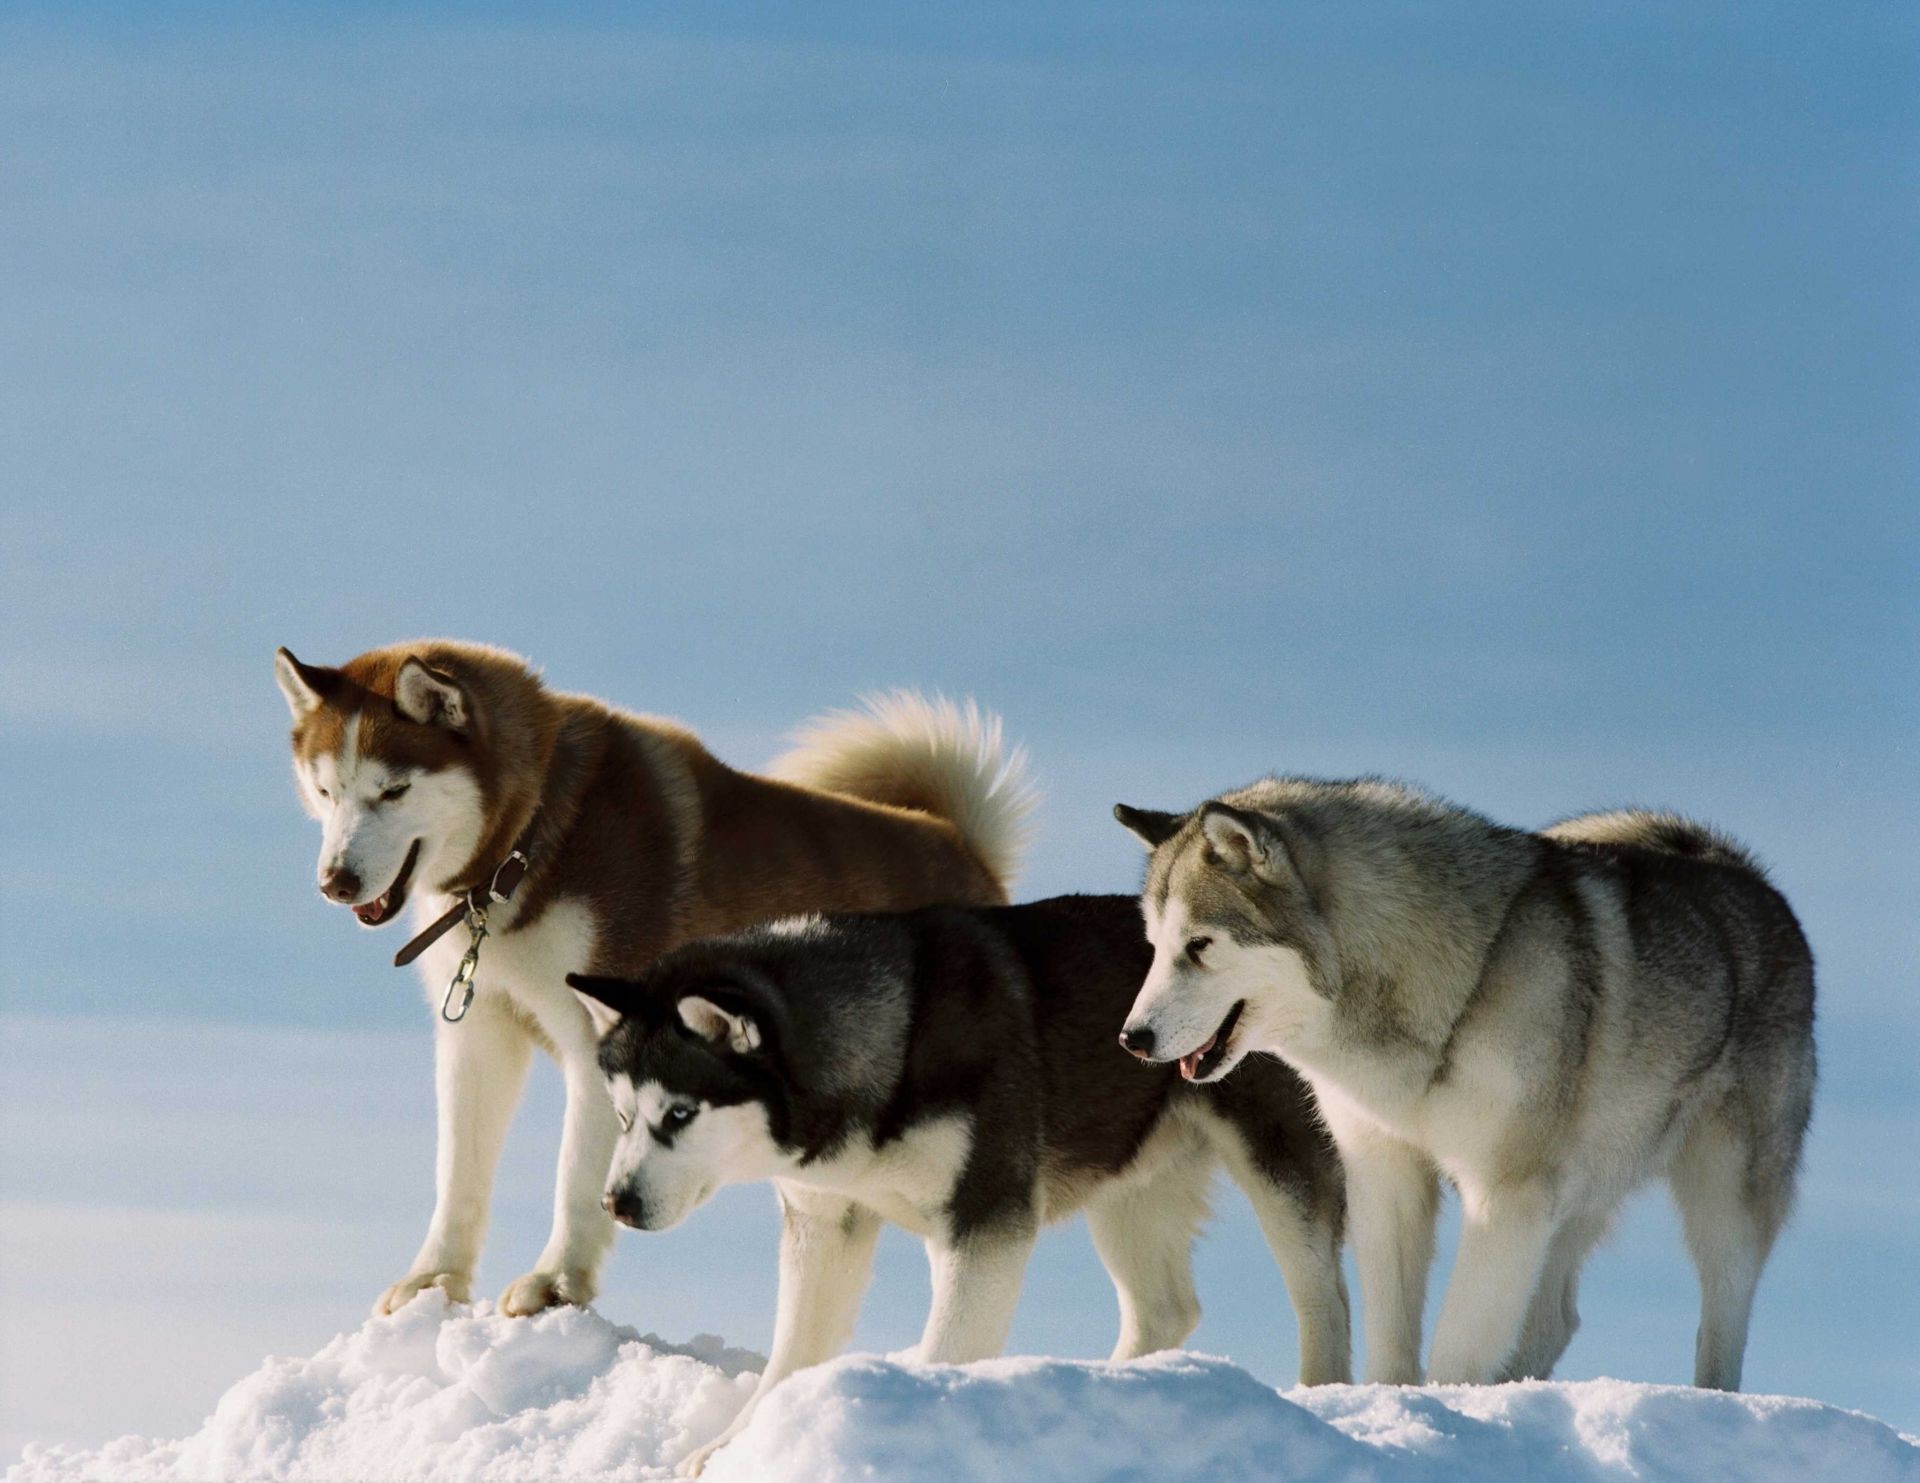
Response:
2,0,1914,1456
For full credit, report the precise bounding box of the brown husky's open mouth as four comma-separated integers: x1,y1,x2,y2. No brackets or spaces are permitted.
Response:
353,840,421,926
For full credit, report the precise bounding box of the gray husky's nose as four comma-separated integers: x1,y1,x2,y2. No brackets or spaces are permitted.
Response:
604,1190,648,1229
320,866,362,904
1119,1025,1156,1060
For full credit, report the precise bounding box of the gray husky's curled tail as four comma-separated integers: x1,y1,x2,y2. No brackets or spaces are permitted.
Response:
769,690,1038,892
1543,808,1765,876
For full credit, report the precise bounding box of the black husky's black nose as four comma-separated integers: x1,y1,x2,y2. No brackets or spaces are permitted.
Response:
1119,1025,1156,1059
604,1190,648,1228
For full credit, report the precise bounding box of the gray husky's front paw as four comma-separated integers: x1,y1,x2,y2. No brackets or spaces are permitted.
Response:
677,1437,727,1478
374,1270,471,1316
498,1266,596,1316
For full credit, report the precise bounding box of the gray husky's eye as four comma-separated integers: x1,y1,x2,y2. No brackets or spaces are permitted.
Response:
1185,936,1213,966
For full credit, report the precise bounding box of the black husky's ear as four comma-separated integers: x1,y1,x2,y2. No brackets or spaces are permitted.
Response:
567,973,642,1038
274,647,338,722
1114,804,1185,849
395,656,471,731
676,993,767,1058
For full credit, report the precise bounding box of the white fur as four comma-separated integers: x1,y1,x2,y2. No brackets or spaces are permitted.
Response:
761,914,828,940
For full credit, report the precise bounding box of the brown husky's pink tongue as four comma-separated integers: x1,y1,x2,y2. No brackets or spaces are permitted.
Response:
1179,1031,1220,1081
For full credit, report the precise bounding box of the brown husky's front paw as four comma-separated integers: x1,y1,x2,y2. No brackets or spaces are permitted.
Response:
374,1270,471,1316
498,1267,595,1316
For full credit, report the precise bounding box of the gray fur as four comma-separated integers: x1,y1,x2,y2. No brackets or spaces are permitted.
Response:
1118,777,1815,1392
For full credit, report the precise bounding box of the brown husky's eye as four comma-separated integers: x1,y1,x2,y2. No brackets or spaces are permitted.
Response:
1185,936,1213,966
379,782,411,803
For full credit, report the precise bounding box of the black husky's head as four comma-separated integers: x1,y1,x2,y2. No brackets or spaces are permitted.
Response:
567,944,796,1232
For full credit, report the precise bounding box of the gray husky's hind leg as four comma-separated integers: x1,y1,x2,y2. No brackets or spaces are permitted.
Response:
1085,1156,1210,1360
1498,1210,1608,1381
1668,1109,1796,1392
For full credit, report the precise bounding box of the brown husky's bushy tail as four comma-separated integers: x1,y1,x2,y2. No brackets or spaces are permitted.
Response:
769,691,1037,891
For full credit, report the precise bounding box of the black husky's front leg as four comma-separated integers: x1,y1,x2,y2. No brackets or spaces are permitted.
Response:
678,1185,881,1478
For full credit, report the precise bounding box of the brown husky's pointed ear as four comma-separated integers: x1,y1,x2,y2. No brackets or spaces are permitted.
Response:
567,973,640,1038
395,656,471,731
275,647,336,721
1114,804,1185,849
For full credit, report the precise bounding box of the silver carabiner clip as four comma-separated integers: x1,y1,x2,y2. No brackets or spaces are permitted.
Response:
441,906,489,1023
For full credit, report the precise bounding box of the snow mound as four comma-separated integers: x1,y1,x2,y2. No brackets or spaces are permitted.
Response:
10,1297,1916,1482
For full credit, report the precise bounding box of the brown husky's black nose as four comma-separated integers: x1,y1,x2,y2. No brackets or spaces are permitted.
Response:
320,866,362,904
1119,1025,1156,1060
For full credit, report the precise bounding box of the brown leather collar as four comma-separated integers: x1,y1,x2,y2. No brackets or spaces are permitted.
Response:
391,806,543,968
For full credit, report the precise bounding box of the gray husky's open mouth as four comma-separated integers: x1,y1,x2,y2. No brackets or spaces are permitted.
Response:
1181,1000,1245,1082
353,841,421,927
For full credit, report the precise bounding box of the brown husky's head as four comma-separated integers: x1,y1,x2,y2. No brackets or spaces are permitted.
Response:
274,641,550,927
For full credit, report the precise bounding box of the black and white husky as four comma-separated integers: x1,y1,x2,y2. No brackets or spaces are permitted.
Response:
569,893,1349,1476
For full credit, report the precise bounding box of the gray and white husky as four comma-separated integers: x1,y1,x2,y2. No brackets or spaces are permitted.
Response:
1114,781,1814,1392
570,893,1349,1476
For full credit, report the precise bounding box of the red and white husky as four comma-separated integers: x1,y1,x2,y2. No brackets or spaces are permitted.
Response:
275,639,1032,1317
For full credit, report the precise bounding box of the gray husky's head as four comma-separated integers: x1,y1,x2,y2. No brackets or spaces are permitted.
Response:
566,961,794,1232
1113,799,1336,1083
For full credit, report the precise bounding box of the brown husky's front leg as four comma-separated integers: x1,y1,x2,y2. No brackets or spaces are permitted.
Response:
499,988,622,1315
377,993,532,1316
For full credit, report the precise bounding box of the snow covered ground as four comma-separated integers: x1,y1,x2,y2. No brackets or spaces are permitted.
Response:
10,1295,1915,1483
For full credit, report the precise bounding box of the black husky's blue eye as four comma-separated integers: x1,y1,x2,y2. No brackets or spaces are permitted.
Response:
1185,936,1213,966
665,1105,698,1128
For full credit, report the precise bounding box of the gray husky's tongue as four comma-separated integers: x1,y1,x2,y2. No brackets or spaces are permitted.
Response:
1179,1031,1219,1081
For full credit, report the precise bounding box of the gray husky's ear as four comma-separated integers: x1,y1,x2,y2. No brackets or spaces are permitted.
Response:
1200,802,1286,878
566,973,637,1039
1114,804,1185,848
677,995,763,1056
274,647,334,721
395,656,470,731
